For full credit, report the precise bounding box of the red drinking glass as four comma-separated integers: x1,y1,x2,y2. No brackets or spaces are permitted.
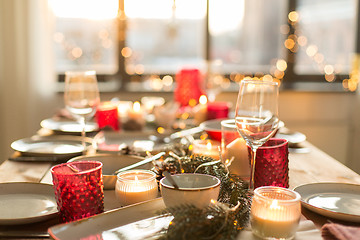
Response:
96,101,119,131
51,161,104,223
249,138,289,189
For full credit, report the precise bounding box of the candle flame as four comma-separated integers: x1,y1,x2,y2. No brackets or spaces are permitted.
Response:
270,200,281,210
133,101,141,112
135,175,139,182
206,141,212,150
199,95,207,105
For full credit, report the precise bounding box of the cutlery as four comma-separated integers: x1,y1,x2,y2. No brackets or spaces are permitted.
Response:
163,171,179,189
114,152,165,174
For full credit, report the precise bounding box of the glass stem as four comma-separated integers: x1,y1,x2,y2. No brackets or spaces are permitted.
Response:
249,148,258,194
79,116,86,153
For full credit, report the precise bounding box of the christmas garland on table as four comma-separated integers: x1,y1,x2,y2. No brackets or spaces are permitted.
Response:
152,154,251,240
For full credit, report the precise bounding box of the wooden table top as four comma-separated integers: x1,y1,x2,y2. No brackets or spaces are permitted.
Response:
0,139,359,239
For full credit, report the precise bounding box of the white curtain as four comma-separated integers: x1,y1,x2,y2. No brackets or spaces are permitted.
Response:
0,0,58,161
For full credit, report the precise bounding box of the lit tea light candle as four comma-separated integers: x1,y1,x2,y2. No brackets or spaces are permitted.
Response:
128,101,144,120
192,139,220,160
115,170,158,206
251,186,301,240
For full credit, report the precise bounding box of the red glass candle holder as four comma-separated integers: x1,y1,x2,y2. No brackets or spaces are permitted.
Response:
96,101,119,131
174,68,205,106
207,102,230,120
249,138,289,189
51,161,104,223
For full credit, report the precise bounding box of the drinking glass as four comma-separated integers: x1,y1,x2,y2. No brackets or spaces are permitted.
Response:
64,71,100,149
235,79,279,192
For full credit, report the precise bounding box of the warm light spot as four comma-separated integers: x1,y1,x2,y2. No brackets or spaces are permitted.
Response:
324,65,334,75
125,64,135,75
162,75,173,86
199,95,208,105
288,11,299,22
280,24,290,34
121,47,133,58
325,74,335,82
284,39,295,49
71,47,83,58
188,99,197,107
181,112,190,120
270,200,281,210
135,64,144,75
342,79,349,89
200,134,208,140
150,76,163,91
189,144,193,151
314,53,324,63
210,199,216,204
133,101,141,112
221,78,231,89
276,59,287,72
134,175,139,181
263,74,273,82
157,127,165,134
102,39,113,49
53,32,64,43
274,70,285,79
297,36,307,46
348,79,358,91
206,141,212,151
306,45,318,57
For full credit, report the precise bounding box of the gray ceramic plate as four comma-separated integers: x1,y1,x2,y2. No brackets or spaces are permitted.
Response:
41,118,98,133
294,182,360,222
0,183,58,225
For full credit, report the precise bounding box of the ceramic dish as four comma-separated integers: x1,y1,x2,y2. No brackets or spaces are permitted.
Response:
48,198,169,240
0,182,58,225
294,182,360,222
11,135,87,158
40,118,98,133
68,154,152,189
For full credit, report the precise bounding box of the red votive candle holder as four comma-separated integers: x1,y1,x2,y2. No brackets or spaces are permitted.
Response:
249,138,289,189
207,102,230,120
96,101,119,131
51,161,104,223
174,68,205,106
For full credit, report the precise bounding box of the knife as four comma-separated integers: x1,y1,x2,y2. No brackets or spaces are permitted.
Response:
114,152,165,174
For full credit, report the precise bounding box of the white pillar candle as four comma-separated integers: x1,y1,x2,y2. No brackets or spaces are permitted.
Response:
115,170,158,206
251,186,301,240
192,139,220,160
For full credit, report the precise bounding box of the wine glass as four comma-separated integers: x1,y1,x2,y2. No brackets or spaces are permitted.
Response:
235,79,279,192
64,70,100,150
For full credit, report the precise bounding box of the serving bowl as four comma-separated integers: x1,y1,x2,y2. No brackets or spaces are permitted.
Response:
68,154,152,189
160,173,221,209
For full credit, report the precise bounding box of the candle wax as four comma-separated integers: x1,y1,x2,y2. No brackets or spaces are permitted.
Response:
224,138,249,177
192,140,220,160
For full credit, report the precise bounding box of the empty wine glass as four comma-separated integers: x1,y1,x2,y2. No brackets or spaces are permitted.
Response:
64,70,100,150
235,79,279,192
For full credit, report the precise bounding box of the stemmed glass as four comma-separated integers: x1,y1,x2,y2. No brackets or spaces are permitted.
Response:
64,70,100,150
235,79,279,193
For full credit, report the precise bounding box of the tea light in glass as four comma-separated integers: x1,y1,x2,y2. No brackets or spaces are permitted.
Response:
115,170,158,206
192,139,220,160
251,186,301,240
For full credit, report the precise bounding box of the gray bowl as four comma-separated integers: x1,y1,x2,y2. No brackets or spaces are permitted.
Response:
68,154,152,189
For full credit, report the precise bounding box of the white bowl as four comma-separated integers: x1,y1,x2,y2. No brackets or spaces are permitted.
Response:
68,154,152,190
160,173,221,209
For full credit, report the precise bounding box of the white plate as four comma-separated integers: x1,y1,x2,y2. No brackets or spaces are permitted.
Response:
294,182,360,222
11,135,87,158
41,118,98,133
49,198,168,240
0,182,58,225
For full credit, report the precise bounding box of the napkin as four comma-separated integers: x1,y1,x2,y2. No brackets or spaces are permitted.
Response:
321,223,360,240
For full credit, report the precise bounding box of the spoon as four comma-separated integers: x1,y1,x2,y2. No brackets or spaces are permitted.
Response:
163,171,179,189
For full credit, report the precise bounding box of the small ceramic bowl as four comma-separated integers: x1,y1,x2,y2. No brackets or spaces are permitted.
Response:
68,154,152,189
160,173,221,209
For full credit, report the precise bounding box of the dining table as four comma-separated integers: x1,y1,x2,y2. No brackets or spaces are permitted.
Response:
0,127,360,240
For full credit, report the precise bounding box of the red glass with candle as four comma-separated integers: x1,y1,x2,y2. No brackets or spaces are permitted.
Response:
207,102,230,120
249,138,289,189
96,101,119,131
51,161,104,223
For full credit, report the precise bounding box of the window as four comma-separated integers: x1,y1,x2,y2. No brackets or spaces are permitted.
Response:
49,0,359,92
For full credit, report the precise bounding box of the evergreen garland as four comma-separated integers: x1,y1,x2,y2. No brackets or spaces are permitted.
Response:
152,154,251,240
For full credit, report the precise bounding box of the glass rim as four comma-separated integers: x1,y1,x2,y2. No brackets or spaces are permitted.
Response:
220,119,236,129
51,161,103,175
240,79,279,86
258,138,288,149
116,169,156,183
254,186,301,203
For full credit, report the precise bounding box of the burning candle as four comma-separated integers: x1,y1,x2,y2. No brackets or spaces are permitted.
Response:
251,186,301,240
193,95,208,125
115,170,158,206
192,139,220,160
128,101,144,120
